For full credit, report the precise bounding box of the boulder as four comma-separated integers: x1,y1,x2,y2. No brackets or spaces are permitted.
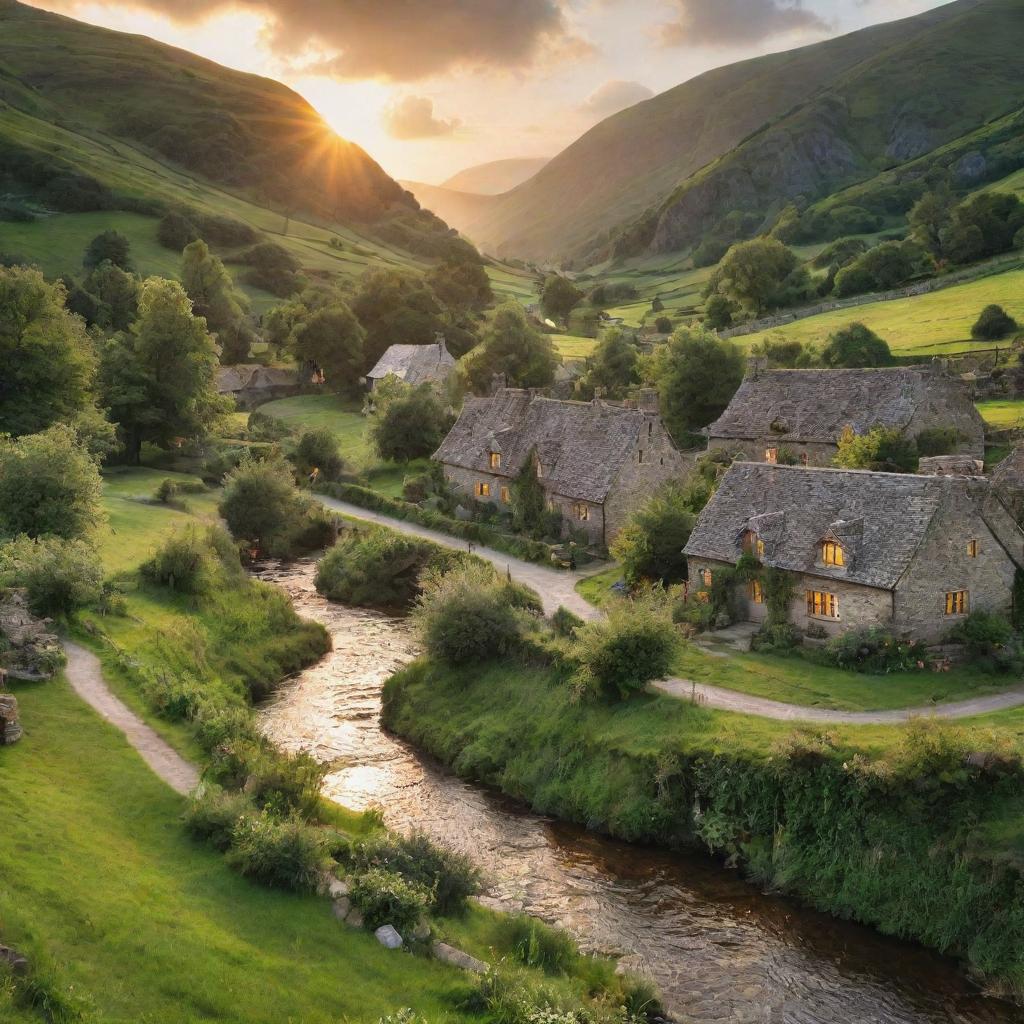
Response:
431,941,488,974
344,907,364,928
332,897,351,921
374,925,403,949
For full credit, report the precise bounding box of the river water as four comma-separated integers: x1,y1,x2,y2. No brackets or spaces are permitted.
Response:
255,559,1021,1024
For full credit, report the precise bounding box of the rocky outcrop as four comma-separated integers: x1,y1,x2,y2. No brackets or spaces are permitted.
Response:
0,592,63,681
0,692,21,745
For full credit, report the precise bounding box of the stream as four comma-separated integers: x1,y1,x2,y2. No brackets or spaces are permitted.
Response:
255,559,1022,1024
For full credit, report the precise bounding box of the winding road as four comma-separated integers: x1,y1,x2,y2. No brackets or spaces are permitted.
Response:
316,495,1024,726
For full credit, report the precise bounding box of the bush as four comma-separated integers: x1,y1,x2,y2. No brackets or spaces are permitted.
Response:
504,915,579,974
551,606,584,637
225,811,327,892
140,526,216,594
0,535,103,616
414,563,530,665
610,484,695,587
915,427,963,458
246,411,294,442
241,747,324,818
947,611,1021,672
572,601,681,700
971,304,1018,341
370,384,454,463
291,428,345,481
348,830,481,916
816,627,926,674
349,867,432,933
184,787,254,851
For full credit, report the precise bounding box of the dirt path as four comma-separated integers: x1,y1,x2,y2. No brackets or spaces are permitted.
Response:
63,641,199,795
316,496,1024,725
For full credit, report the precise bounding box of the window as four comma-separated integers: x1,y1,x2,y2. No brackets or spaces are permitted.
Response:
748,579,763,604
536,463,543,479
945,591,969,616
821,541,845,567
637,449,645,464
700,568,713,588
500,486,510,503
765,447,778,464
648,421,653,437
489,451,501,469
967,539,979,558
806,590,839,619
573,502,589,522
742,531,765,559
474,482,491,498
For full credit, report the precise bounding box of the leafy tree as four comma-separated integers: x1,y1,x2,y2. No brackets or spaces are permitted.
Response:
651,296,664,313
180,239,250,359
426,258,493,313
83,230,132,271
0,535,103,616
0,266,98,437
582,329,638,400
754,336,819,368
821,323,893,367
370,384,453,462
291,428,345,481
465,303,557,392
972,304,1018,341
654,315,673,334
85,260,140,331
705,238,809,316
610,484,695,586
290,304,365,395
0,424,105,540
156,210,200,251
657,328,744,438
512,454,546,538
945,192,1024,263
541,274,583,321
703,293,736,330
811,236,869,270
834,426,918,473
99,277,227,464
263,299,307,354
908,185,955,259
833,240,930,297
240,242,302,297
218,453,303,553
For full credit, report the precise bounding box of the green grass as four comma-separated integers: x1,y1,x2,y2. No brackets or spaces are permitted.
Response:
551,334,598,359
740,265,1024,356
575,566,624,607
977,398,1024,430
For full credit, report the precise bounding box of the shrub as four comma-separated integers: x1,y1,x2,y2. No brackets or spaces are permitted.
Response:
140,526,216,594
241,747,324,818
915,427,963,458
504,915,579,974
291,428,345,481
0,535,103,616
246,411,294,442
947,611,1021,672
370,384,454,463
349,867,432,932
971,304,1018,341
184,787,254,851
610,484,695,586
572,601,681,700
225,811,327,891
820,323,892,368
155,478,180,503
551,606,584,637
414,563,529,665
816,627,926,674
348,830,481,916
834,425,918,473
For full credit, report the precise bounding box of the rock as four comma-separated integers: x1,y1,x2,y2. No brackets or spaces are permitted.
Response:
332,897,351,920
344,907,364,928
374,925,403,949
0,945,29,975
320,872,349,899
431,941,488,974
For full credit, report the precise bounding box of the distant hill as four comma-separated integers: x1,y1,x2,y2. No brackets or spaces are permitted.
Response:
441,158,550,195
443,0,1023,266
399,180,497,238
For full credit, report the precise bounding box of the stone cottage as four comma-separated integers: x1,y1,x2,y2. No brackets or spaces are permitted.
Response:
366,337,455,392
433,388,692,545
684,462,1024,643
706,364,985,466
216,365,312,410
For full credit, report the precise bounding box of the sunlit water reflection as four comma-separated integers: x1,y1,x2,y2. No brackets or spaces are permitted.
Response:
255,559,1020,1024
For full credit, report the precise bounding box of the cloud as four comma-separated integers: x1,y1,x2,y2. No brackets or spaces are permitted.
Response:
657,0,829,46
382,96,461,140
63,0,584,80
579,80,654,119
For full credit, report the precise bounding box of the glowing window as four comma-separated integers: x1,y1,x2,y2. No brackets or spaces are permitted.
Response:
573,503,589,521
489,452,501,469
749,580,763,604
822,541,845,567
474,482,491,498
701,568,713,588
967,539,979,558
806,590,839,619
945,591,969,616
765,447,778,464
500,486,510,503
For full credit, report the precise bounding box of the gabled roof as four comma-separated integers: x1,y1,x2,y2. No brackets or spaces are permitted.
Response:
684,462,995,590
434,389,656,503
708,366,974,443
216,364,297,393
367,341,455,385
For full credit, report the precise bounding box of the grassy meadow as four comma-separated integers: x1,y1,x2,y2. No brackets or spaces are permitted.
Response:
977,398,1024,431
551,334,599,359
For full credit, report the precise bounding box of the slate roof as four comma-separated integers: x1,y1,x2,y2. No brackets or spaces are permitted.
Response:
367,341,455,385
434,389,655,503
684,462,991,590
216,365,297,393
708,366,968,443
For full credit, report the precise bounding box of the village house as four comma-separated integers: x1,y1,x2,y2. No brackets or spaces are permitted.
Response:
433,387,693,546
365,336,455,393
684,462,1024,643
216,364,316,410
706,363,985,466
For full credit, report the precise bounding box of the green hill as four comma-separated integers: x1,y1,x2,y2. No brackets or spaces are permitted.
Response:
441,157,550,195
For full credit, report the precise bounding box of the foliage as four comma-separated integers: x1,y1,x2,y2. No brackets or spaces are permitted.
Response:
504,916,579,975
705,238,810,316
914,426,963,458
414,562,531,665
702,293,736,330
541,275,583,321
0,266,98,438
971,304,1018,341
291,428,345,481
610,484,695,586
0,534,103,616
466,303,558,392
834,426,918,473
816,628,927,674
180,239,252,361
551,606,584,637
156,210,200,251
370,384,453,462
653,315,672,333
140,526,218,595
225,811,327,892
945,192,1024,265
572,600,680,700
820,322,893,368
655,328,744,438
246,410,295,442
947,611,1019,673
290,304,365,395
426,257,493,313
183,787,255,851
512,454,549,539
0,424,105,540
237,242,302,297
833,240,931,297
83,229,131,271
811,236,869,270
347,829,481,916
581,329,638,400
349,868,432,933
83,260,140,331
908,185,956,258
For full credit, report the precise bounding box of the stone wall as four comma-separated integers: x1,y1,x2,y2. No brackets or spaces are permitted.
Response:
706,437,837,467
0,693,22,745
904,378,986,459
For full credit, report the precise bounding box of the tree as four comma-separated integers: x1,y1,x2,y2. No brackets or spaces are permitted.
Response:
654,316,673,334
821,323,893,368
945,193,1024,263
610,484,695,586
657,328,745,438
426,258,493,313
465,303,557,392
972,304,1018,341
290,304,365,395
541,274,583,321
0,535,103,616
703,293,736,331
219,453,306,553
651,296,664,313
0,424,105,540
834,426,918,473
706,238,808,316
85,260,140,331
370,384,453,462
240,242,302,297
512,454,547,538
582,329,638,400
157,211,200,251
263,299,307,354
180,239,250,359
0,266,98,437
291,428,345,481
83,230,132,271
99,277,227,464
908,185,955,259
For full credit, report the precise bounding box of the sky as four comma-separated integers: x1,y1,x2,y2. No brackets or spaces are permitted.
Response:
29,0,949,185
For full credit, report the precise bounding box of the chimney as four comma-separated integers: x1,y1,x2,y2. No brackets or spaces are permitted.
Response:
638,388,659,414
